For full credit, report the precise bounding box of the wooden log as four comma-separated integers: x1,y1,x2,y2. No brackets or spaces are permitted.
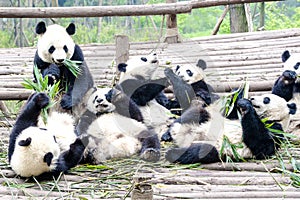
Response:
201,161,294,172
0,0,280,18
115,35,129,66
212,5,229,35
0,90,32,100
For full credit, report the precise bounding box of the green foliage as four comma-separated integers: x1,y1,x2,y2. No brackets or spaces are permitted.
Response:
0,31,16,48
63,59,82,77
1,0,300,47
22,66,61,124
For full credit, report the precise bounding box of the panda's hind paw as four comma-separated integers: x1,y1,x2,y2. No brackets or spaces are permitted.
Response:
165,148,185,163
140,148,160,162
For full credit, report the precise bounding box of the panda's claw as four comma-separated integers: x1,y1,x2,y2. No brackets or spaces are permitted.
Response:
140,148,160,162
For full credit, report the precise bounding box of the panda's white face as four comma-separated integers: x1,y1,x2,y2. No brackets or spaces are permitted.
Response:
10,127,60,177
87,88,116,114
250,94,290,121
37,24,75,64
119,52,159,82
282,51,300,75
174,64,205,84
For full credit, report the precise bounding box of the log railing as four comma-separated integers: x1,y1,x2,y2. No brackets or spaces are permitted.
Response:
0,0,281,18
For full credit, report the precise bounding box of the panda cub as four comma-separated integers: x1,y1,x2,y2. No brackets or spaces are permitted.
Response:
34,21,94,111
117,53,172,135
76,87,161,164
8,93,86,177
164,96,290,164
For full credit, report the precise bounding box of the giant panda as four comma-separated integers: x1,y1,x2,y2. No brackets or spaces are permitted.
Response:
282,50,300,75
271,68,300,139
34,21,94,112
164,96,290,164
76,87,161,164
116,52,172,135
169,60,218,109
8,92,86,177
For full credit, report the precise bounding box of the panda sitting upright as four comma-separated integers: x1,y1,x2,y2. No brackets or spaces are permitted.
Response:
34,21,94,111
8,93,86,177
116,52,172,135
76,87,161,164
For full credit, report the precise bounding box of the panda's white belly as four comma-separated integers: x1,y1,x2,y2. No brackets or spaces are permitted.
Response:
171,112,253,160
85,113,145,163
139,100,171,136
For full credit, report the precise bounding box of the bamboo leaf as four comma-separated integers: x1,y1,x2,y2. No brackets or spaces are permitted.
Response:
63,59,82,77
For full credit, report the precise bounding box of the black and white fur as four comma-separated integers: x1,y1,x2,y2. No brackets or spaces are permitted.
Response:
164,97,287,164
34,21,94,111
8,93,86,177
76,87,161,164
117,53,172,135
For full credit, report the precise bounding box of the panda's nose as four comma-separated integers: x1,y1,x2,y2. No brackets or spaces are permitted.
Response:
96,99,103,103
56,59,65,63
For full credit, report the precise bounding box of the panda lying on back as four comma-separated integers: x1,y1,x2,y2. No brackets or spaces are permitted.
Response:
8,93,86,177
76,87,161,164
34,21,94,111
162,68,295,164
165,96,293,164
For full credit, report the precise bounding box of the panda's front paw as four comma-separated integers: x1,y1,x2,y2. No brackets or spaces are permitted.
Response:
140,148,160,162
32,92,50,109
60,94,72,110
47,75,57,85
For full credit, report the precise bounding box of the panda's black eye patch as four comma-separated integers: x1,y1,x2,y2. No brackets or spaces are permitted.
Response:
175,65,180,72
141,57,147,62
63,45,68,53
263,97,270,104
186,69,193,77
93,95,98,104
48,46,55,54
294,62,300,70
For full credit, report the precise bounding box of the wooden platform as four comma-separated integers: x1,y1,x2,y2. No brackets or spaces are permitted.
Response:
0,127,299,199
0,29,300,199
1,28,300,100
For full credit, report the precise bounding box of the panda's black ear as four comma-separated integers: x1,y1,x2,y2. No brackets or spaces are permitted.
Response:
18,137,32,146
196,59,207,70
282,50,291,63
66,23,76,35
288,103,297,115
36,21,47,34
118,63,127,72
43,152,54,167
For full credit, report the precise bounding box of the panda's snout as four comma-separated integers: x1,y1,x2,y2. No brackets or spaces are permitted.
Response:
96,98,103,104
56,59,65,63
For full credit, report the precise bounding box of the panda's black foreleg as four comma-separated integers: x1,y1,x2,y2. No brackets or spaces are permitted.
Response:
165,143,220,164
138,130,161,162
41,64,61,86
54,137,87,174
8,93,49,162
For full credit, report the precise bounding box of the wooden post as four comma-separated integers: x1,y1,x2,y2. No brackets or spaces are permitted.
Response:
229,4,248,33
164,0,181,43
259,2,265,30
114,35,129,85
115,35,129,65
